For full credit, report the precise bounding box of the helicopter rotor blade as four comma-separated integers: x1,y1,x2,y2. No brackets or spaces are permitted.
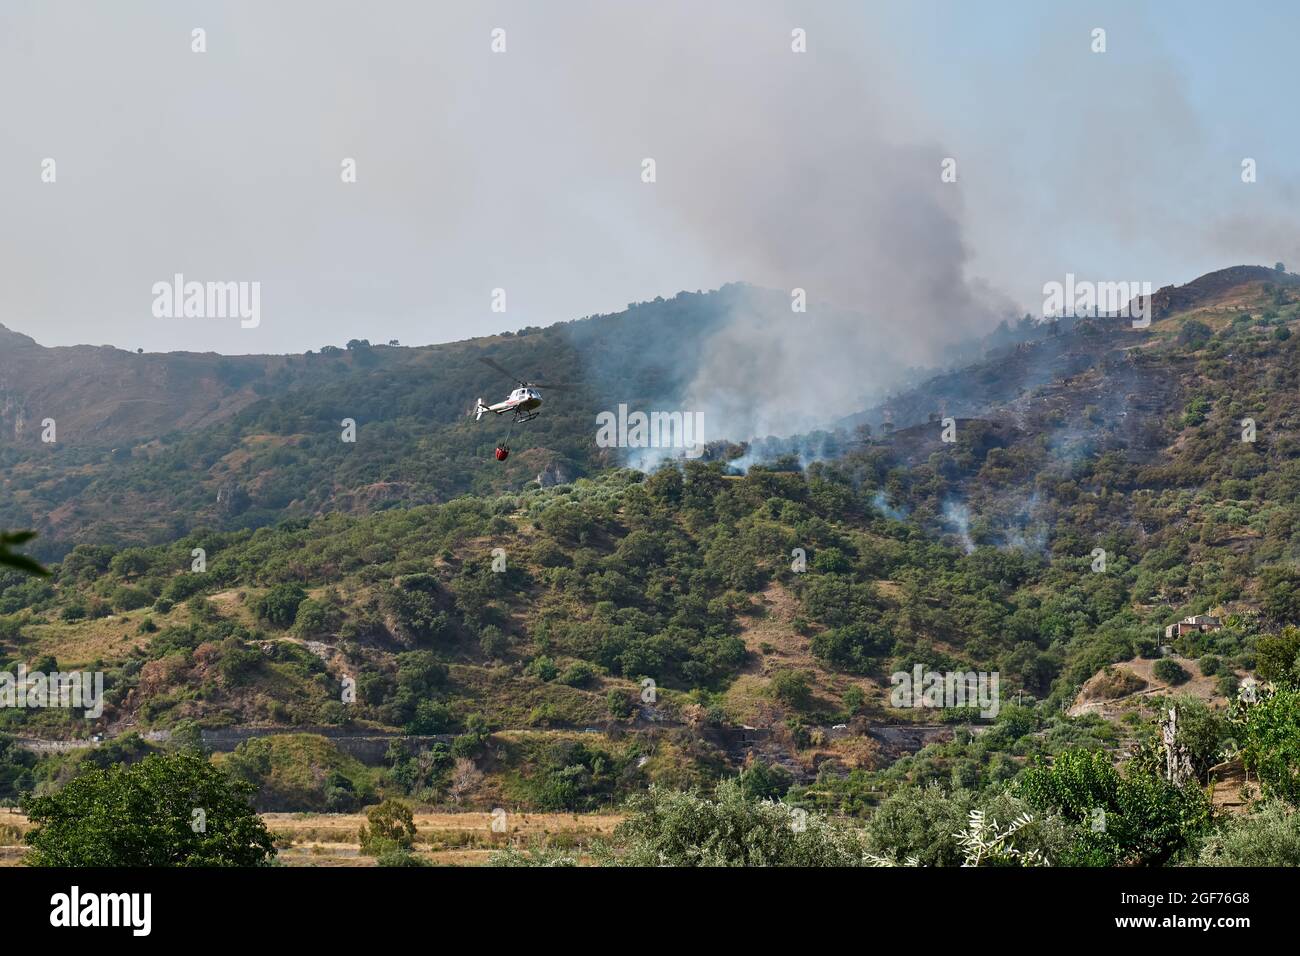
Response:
478,356,527,385
480,356,579,391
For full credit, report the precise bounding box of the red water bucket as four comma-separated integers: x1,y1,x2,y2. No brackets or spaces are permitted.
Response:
494,446,510,461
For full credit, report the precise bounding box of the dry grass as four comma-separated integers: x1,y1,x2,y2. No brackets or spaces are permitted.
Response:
267,809,622,867
723,582,879,726
0,808,623,867
1069,654,1233,720
206,589,258,626
24,616,151,668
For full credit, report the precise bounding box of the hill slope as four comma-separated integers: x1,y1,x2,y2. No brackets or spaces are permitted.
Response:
3,282,1042,559
5,265,1300,816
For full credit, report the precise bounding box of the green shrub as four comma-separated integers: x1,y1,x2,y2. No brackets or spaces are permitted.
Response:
375,848,429,866
478,625,509,659
612,778,869,866
254,583,307,629
110,586,152,612
811,623,892,674
1153,658,1190,686
381,575,449,644
558,661,597,687
1015,748,1212,866
358,798,417,855
1255,626,1300,685
1196,800,1300,866
525,655,558,682
22,752,274,866
737,761,793,801
768,669,813,709
607,690,634,719
1239,687,1300,805
292,598,340,637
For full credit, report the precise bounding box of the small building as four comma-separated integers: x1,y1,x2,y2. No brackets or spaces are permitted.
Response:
1164,614,1222,640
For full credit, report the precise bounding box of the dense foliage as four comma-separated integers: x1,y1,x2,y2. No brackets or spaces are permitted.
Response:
22,751,275,866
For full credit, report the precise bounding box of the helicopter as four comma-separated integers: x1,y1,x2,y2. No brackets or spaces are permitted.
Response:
472,356,574,461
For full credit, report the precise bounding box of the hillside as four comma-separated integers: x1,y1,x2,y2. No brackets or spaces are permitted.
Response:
4,264,1300,842
1,284,1046,560
0,289,745,557
0,322,360,446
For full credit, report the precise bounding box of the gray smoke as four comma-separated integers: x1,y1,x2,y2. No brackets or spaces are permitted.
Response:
572,4,1019,449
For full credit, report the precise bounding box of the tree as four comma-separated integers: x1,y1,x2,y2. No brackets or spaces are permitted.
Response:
292,598,339,637
22,751,274,866
607,690,634,719
811,623,893,673
1015,748,1211,866
111,585,152,612
478,624,509,659
0,733,38,803
1255,626,1300,686
1260,568,1300,624
447,758,483,805
1163,697,1228,784
254,583,307,629
610,778,870,866
358,799,417,854
109,548,151,580
1237,686,1300,805
767,668,813,709
0,531,47,576
382,575,450,644
866,785,978,866
1152,658,1190,686
737,761,793,801
951,809,1050,867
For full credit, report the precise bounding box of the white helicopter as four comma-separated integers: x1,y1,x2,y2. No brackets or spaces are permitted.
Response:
472,356,573,460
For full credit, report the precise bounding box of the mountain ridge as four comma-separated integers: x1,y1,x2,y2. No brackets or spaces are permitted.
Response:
3,265,1295,559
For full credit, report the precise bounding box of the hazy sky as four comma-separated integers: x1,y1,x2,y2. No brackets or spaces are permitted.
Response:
3,0,1297,355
